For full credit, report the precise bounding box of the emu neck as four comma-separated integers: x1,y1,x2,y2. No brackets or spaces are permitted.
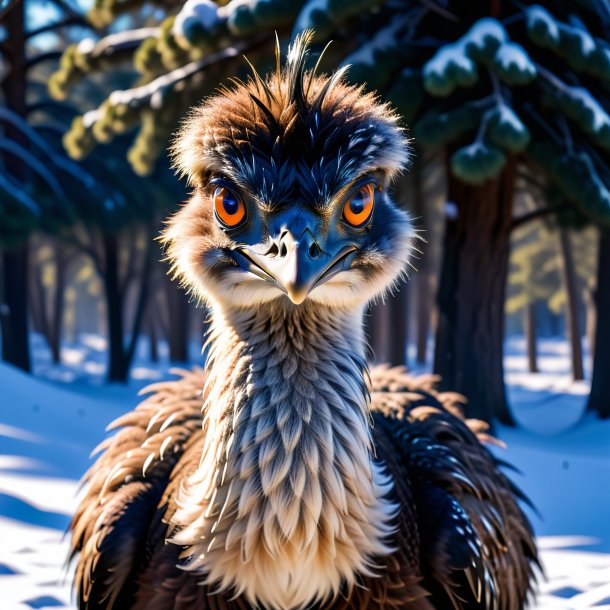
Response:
172,301,395,610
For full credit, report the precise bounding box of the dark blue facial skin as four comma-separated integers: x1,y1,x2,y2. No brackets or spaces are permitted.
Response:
208,173,405,273
197,71,410,296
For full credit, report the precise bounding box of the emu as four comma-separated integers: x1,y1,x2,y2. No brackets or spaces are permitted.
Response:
70,32,538,610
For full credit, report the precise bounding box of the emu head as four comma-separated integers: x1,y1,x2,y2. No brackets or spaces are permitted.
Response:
164,32,413,311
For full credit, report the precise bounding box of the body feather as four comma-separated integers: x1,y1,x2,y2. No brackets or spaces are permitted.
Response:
70,364,537,610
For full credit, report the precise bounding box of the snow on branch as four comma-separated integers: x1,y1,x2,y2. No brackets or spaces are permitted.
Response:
107,41,245,110
49,28,160,100
537,65,610,149
76,27,160,57
294,0,381,39
526,4,610,81
423,17,538,97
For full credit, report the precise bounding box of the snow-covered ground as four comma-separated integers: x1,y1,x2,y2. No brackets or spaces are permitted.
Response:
0,335,608,609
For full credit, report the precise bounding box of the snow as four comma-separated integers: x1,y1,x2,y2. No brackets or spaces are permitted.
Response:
568,87,610,133
0,335,609,608
423,18,510,96
465,17,508,52
423,41,477,87
344,18,403,67
526,5,560,45
173,0,219,40
494,41,537,77
293,0,329,35
75,38,95,55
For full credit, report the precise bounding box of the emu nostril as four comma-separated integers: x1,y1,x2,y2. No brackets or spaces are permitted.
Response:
308,242,321,259
266,243,279,257
279,242,288,258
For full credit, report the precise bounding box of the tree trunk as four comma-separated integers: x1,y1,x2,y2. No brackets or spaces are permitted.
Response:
49,244,67,364
1,247,31,371
525,301,539,373
416,274,433,365
164,274,191,363
434,158,516,425
147,307,159,363
29,252,47,338
0,1,30,372
124,237,154,366
558,228,584,381
102,234,127,382
588,228,610,417
366,301,391,363
387,286,409,367
412,160,433,366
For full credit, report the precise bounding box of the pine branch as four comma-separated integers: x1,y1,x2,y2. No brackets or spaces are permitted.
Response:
27,16,91,39
86,27,159,57
26,51,62,69
45,0,83,20
523,103,562,145
93,37,259,119
415,0,459,22
512,204,569,230
26,100,78,119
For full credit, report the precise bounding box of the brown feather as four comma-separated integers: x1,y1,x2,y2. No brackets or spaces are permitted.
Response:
70,365,537,610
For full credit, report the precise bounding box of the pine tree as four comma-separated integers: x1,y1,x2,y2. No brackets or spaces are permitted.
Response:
1,0,180,380
0,0,100,371
50,0,610,421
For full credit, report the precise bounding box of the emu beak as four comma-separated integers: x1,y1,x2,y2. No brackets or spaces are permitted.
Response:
231,230,357,304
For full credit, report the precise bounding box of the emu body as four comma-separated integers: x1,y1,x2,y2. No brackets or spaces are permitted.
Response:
70,33,538,610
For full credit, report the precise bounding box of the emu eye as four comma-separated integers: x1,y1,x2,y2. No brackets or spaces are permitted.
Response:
214,187,246,228
343,183,375,228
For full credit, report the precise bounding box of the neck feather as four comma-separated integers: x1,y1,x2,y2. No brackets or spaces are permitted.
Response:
171,301,396,610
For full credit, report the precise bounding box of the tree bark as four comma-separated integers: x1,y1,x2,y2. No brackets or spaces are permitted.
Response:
164,273,191,363
558,228,584,381
124,237,154,367
387,286,409,367
49,245,67,365
102,234,127,382
1,246,31,371
412,160,433,365
28,241,67,364
525,301,539,373
147,306,159,363
415,274,433,365
29,252,48,338
364,301,389,363
0,1,31,372
434,158,516,425
588,228,610,417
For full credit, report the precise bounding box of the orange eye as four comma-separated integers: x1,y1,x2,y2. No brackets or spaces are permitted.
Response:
343,183,375,227
214,187,246,228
